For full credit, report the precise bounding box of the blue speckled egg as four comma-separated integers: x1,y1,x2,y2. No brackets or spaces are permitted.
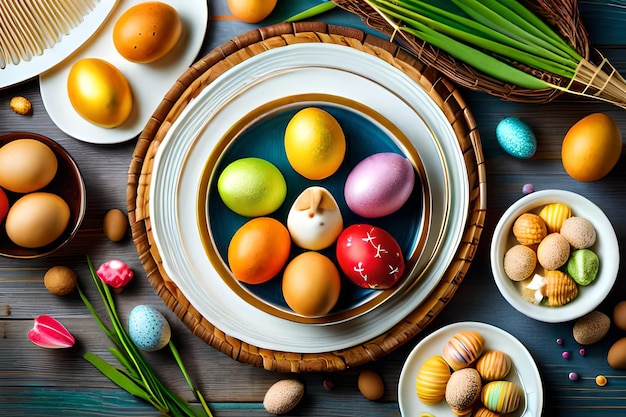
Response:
128,305,171,351
496,117,537,158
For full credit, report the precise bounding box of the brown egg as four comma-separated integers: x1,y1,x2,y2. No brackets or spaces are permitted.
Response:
608,337,626,369
113,1,183,63
282,252,341,317
103,208,128,242
5,192,70,248
0,139,57,193
613,301,626,331
358,370,385,401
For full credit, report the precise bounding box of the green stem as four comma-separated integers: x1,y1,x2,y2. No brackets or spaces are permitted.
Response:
284,2,337,22
169,341,214,417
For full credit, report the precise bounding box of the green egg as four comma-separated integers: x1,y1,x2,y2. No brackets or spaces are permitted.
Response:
217,157,287,217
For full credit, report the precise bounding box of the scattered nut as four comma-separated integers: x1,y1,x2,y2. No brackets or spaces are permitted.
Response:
573,311,610,345
44,266,78,296
9,96,33,115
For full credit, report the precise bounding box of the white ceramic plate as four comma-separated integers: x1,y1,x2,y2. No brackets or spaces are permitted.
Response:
39,0,208,144
491,189,619,322
0,0,117,89
398,322,543,417
150,43,470,352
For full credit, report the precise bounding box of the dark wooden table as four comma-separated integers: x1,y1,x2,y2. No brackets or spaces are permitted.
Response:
2,1,626,415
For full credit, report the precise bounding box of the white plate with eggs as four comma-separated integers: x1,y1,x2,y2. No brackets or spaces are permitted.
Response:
398,321,543,417
39,0,208,144
148,42,470,353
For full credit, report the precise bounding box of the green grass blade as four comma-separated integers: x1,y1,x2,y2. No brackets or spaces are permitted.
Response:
400,22,549,89
284,2,336,22
373,0,576,77
84,352,164,411
450,0,575,60
494,0,583,59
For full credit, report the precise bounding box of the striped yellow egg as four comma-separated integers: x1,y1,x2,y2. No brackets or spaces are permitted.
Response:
415,355,451,405
442,330,485,371
481,380,523,414
475,350,512,381
538,203,572,233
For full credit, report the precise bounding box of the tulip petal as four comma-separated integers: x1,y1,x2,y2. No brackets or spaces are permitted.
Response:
28,315,75,349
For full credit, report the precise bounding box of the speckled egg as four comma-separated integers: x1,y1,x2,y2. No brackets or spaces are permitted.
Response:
496,117,537,159
128,305,171,351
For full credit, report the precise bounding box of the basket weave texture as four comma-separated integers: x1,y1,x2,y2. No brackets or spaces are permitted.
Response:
127,22,487,372
332,0,591,103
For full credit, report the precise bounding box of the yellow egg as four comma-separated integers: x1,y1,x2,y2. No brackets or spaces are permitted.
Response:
282,251,341,316
113,2,183,63
284,108,346,180
0,139,57,193
227,0,277,23
5,192,70,248
561,113,622,182
67,58,133,128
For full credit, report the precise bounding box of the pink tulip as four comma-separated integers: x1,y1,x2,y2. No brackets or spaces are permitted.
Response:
96,260,134,289
28,315,75,349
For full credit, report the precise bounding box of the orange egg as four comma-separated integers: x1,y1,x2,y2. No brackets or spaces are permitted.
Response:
113,1,182,63
561,113,622,182
227,217,291,285
227,0,277,23
282,251,341,316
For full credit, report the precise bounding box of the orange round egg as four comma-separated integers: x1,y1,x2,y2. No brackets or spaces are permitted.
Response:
561,113,622,182
113,1,183,63
227,217,291,285
282,251,341,317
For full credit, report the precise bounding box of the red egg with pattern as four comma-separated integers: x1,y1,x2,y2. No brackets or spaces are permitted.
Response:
335,224,405,289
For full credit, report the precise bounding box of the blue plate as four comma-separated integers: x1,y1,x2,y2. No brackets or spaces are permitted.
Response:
197,94,430,324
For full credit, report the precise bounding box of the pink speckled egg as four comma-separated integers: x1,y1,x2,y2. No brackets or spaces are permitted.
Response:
344,152,415,218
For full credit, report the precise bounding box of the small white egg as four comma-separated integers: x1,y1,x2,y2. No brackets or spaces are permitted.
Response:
128,305,171,351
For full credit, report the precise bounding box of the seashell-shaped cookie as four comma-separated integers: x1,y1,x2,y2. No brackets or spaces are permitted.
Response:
415,355,451,404
450,407,474,416
442,330,485,371
544,270,578,306
512,213,547,245
475,350,512,381
473,406,501,417
539,202,572,233
481,380,523,414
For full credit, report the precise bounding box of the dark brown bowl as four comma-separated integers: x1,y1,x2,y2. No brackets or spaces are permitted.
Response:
0,132,86,259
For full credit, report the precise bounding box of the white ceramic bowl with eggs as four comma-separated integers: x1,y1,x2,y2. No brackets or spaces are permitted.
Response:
490,189,619,323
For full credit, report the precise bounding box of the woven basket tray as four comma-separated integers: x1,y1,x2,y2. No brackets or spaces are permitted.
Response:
332,0,591,104
127,22,487,373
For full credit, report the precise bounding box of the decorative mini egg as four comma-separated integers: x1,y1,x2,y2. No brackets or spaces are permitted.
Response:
344,152,415,218
481,380,523,414
496,117,537,159
475,350,512,381
415,355,451,405
445,368,482,413
286,186,343,250
442,330,485,371
538,202,572,233
335,224,405,289
128,305,171,351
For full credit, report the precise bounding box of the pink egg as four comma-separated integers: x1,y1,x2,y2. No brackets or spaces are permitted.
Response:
344,153,415,218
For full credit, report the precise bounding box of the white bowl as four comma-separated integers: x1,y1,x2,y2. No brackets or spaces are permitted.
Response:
490,189,619,323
